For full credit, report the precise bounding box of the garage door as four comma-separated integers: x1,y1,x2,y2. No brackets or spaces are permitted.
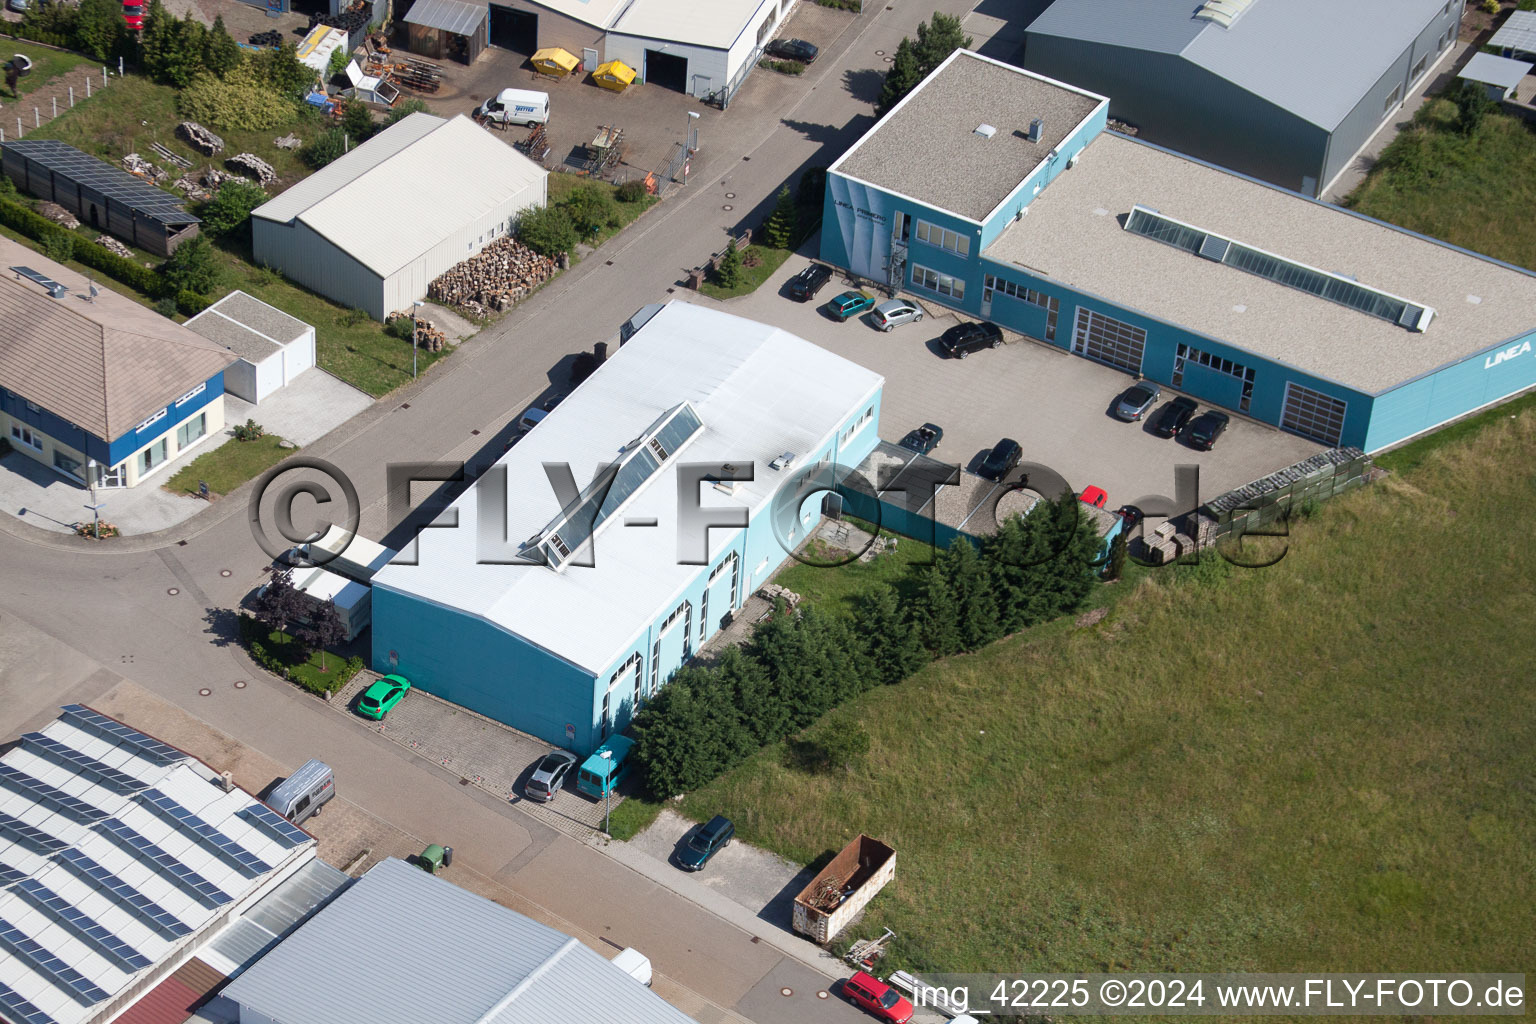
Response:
645,48,688,92
1072,308,1146,375
489,4,536,53
1280,382,1347,446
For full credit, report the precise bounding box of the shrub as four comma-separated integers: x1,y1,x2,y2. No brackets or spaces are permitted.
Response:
302,128,349,170
327,45,349,80
176,289,209,316
758,58,806,75
199,179,267,238
154,296,179,317
712,239,743,287
160,235,219,294
615,179,648,203
42,231,75,264
233,418,265,441
341,99,376,143
337,307,371,328
1481,0,1500,12
179,64,298,132
252,43,317,98
386,316,415,341
386,97,430,126
797,166,827,209
205,15,242,76
763,185,797,249
517,203,578,257
74,0,127,61
559,182,618,235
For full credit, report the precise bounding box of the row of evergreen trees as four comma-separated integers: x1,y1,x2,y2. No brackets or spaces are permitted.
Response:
631,494,1103,798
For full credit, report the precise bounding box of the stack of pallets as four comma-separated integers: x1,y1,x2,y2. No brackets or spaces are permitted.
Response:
392,56,442,93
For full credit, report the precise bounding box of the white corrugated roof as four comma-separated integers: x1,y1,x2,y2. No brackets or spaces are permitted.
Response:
371,302,884,675
609,0,773,49
0,708,313,1024
516,0,631,30
252,114,546,278
1489,9,1536,54
1460,51,1533,91
223,857,702,1024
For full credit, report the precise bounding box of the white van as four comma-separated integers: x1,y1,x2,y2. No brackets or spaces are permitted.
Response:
267,759,334,825
611,947,652,987
477,88,550,127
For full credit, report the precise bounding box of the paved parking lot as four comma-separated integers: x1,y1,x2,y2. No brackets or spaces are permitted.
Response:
686,251,1323,516
333,670,612,839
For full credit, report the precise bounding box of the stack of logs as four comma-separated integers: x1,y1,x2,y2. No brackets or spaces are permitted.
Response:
427,237,557,312
385,310,448,351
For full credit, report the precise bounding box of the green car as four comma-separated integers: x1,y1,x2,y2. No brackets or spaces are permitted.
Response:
358,674,411,720
826,289,875,322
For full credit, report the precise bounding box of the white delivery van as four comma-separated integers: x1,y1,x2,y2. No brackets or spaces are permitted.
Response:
611,947,652,987
267,759,334,825
477,88,549,127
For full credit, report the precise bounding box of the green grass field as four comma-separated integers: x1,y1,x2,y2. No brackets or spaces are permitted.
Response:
3,41,97,99
164,433,293,497
1345,98,1536,270
676,411,1536,979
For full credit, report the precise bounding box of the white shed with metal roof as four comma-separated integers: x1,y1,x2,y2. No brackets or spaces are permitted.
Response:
251,113,547,320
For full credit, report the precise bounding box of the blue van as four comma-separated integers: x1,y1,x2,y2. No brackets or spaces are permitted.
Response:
577,735,634,799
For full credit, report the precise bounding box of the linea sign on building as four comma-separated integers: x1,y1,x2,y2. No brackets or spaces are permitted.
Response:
1484,339,1532,369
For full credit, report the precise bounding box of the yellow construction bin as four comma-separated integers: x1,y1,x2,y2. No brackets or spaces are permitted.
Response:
593,59,636,92
531,47,580,77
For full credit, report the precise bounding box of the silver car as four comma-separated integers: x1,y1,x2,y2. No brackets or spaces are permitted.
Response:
525,750,577,801
1114,381,1162,421
871,298,923,331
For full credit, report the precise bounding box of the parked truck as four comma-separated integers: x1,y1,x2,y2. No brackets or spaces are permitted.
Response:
792,834,895,943
292,525,396,584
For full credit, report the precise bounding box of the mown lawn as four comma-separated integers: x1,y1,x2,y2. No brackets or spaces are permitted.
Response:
698,244,793,300
163,434,293,497
1,40,98,99
1344,97,1536,270
679,411,1536,980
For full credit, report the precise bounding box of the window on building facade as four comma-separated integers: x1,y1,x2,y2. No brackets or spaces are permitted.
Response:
984,275,1059,340
1411,54,1429,81
175,383,206,407
10,424,41,451
914,219,970,256
838,407,873,449
912,264,964,300
140,439,168,475
52,449,83,480
1383,84,1402,115
176,412,207,450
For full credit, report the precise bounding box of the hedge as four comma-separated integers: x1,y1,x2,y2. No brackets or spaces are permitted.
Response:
176,289,209,316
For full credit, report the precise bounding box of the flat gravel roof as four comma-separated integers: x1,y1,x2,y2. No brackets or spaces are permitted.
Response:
984,133,1536,393
834,51,1105,222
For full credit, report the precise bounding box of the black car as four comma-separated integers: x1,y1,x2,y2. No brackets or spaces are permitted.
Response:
765,38,819,63
978,438,1022,481
1150,396,1198,438
1186,410,1230,450
787,262,832,302
898,423,943,455
677,814,734,871
1115,504,1144,530
939,321,1003,359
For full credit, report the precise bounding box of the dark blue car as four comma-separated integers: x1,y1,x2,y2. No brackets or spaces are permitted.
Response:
677,815,734,871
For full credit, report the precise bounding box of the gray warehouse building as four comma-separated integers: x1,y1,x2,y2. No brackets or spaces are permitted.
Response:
1022,0,1464,197
252,112,546,320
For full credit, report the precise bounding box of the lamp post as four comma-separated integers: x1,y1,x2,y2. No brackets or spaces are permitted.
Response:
411,299,425,380
686,110,700,155
599,749,613,835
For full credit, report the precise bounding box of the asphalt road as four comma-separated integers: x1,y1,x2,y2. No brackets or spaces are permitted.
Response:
0,1,991,1021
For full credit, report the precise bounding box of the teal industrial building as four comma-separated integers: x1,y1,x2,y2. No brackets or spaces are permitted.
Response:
370,303,883,756
820,50,1536,454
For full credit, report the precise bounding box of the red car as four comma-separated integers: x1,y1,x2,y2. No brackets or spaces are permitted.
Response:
843,972,914,1023
1079,485,1108,508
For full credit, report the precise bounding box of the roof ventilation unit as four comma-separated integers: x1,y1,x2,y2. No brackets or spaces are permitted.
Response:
974,123,997,139
1194,0,1254,27
1197,235,1231,262
769,452,796,471
1027,118,1043,143
1398,304,1433,332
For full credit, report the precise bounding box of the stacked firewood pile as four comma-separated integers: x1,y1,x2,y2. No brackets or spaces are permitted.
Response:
177,121,223,155
385,310,448,351
38,202,78,229
427,237,557,312
96,235,133,258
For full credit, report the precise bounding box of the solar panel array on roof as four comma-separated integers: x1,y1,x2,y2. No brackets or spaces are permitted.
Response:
3,139,200,225
59,705,186,766
0,764,108,825
0,980,57,1024
55,849,190,939
20,734,147,795
0,917,110,1005
0,859,25,887
94,818,232,908
13,878,153,972
138,790,271,877
235,802,310,849
0,811,68,854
